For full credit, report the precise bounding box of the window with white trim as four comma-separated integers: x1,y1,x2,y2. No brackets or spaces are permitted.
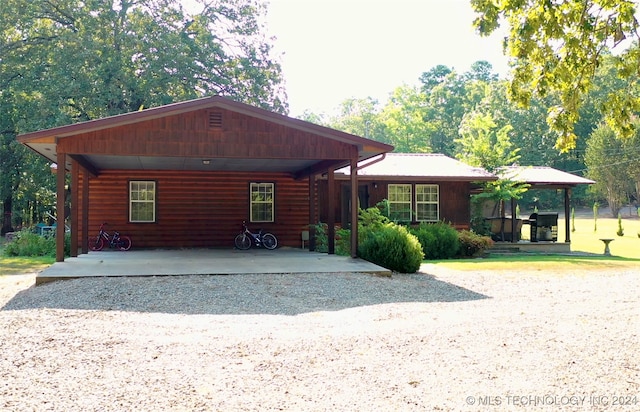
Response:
416,184,439,222
129,181,156,222
250,183,274,222
387,184,412,222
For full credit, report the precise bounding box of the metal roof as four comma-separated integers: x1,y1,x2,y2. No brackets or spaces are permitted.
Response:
498,166,595,187
335,153,497,181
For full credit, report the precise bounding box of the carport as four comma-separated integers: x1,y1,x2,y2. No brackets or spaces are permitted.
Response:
35,248,391,285
17,96,393,261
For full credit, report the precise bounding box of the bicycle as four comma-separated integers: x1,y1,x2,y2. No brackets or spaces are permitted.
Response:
234,221,277,250
90,223,132,251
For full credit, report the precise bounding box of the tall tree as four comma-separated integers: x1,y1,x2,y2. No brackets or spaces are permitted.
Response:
0,0,285,233
378,85,432,152
326,97,387,143
472,0,640,151
456,112,519,173
419,61,499,156
621,120,640,205
420,66,468,156
456,110,526,235
585,123,635,217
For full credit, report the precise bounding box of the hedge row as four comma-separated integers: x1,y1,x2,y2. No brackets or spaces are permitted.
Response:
313,207,493,273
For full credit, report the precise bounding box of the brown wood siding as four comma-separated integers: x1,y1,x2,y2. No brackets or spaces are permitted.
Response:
58,109,355,160
84,170,309,248
318,179,471,230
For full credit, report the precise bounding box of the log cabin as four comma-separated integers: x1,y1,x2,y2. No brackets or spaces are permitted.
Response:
317,153,497,229
17,96,393,261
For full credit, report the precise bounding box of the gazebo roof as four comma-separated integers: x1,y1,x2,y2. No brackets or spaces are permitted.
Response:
498,166,595,188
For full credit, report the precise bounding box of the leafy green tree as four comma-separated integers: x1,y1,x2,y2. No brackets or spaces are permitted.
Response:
0,0,285,233
419,61,501,156
611,118,640,210
472,0,640,151
419,66,469,156
378,85,432,152
478,79,593,209
457,112,519,173
325,97,387,143
456,110,526,236
585,123,634,217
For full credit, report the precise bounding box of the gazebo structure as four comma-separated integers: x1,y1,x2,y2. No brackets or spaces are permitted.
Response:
496,166,595,248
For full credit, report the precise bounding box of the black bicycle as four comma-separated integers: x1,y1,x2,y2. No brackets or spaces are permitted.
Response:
234,221,277,250
90,223,132,251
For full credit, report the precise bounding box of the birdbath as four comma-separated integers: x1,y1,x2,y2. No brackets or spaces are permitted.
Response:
599,239,614,256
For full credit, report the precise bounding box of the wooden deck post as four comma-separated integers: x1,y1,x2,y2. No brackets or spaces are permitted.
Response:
327,167,335,255
56,152,66,262
308,174,316,252
350,158,358,258
81,167,90,254
510,197,517,243
70,158,79,257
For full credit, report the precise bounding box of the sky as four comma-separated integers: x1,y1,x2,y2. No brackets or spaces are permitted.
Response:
265,0,510,116
185,0,510,117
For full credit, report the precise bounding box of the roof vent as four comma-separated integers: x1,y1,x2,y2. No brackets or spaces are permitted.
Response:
209,111,223,129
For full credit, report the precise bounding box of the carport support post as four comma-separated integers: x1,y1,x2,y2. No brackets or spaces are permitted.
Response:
327,166,335,254
350,158,358,258
81,167,89,254
56,152,66,262
308,174,316,251
70,158,79,257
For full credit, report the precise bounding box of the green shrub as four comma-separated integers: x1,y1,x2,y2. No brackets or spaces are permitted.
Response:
358,223,424,273
335,228,351,256
457,230,494,257
311,222,329,253
409,221,460,260
3,229,70,257
359,205,390,227
312,207,393,256
310,223,351,256
470,197,491,236
616,213,624,237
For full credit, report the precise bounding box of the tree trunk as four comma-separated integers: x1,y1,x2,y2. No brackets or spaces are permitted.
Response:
1,195,14,235
606,186,623,218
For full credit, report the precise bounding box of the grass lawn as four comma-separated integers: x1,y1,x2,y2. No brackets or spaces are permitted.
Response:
433,213,640,272
0,238,54,276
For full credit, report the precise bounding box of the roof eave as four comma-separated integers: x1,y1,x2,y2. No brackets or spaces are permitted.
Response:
329,174,497,182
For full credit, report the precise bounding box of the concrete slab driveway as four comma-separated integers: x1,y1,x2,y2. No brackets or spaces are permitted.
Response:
36,248,391,284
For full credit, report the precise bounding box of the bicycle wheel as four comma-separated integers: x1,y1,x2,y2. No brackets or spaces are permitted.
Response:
117,235,132,251
90,236,104,251
234,233,251,250
262,233,278,250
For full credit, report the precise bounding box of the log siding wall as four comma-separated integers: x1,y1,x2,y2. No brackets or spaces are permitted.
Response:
84,170,310,248
58,109,355,160
318,180,472,230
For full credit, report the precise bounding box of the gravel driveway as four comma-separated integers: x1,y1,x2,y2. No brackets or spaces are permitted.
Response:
1,266,638,411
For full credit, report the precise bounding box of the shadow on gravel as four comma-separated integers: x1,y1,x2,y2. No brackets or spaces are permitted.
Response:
1,273,489,316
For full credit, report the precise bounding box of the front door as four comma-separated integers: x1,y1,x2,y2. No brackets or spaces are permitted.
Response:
341,184,369,228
